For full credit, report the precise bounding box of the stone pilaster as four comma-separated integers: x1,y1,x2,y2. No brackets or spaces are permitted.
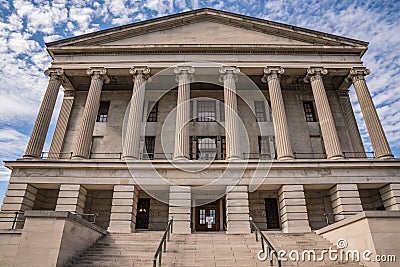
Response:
347,67,393,159
226,185,251,234
122,67,150,160
55,184,87,214
24,68,63,158
73,68,109,159
380,184,400,211
48,90,75,159
337,90,365,157
329,184,363,221
173,67,194,160
168,186,191,234
278,185,311,233
306,67,343,159
0,183,37,229
262,67,294,160
108,185,139,233
220,67,241,160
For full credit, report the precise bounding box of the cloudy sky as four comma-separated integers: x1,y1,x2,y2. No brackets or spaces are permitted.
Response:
0,0,399,202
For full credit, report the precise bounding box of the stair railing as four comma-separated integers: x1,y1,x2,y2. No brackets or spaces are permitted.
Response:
249,217,281,267
153,217,173,267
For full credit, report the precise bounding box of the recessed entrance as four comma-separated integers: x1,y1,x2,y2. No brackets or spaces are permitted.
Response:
265,198,280,229
195,200,223,231
136,198,150,229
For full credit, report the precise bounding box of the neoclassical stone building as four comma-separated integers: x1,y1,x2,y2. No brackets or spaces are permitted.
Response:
1,8,400,266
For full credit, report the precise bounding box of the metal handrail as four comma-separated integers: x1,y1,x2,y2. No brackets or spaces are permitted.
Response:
140,153,174,160
41,152,73,159
323,212,358,225
293,152,327,159
153,218,173,267
343,151,375,159
89,152,123,159
243,153,276,160
0,211,25,229
249,217,281,267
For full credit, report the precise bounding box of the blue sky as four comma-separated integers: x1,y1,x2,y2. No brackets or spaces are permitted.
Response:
0,0,399,203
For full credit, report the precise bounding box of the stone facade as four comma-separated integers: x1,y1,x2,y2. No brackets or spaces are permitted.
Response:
0,7,399,243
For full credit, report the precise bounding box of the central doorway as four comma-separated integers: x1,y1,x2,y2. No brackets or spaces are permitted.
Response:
194,200,222,231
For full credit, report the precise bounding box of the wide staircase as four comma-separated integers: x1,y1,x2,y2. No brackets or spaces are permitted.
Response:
69,231,363,266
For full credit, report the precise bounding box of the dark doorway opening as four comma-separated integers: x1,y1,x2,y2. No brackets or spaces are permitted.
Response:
265,198,280,229
136,198,150,229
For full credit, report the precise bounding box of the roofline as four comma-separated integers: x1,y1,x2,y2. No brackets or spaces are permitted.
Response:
46,8,369,49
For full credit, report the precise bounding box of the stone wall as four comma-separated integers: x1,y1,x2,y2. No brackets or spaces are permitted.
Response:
84,190,113,229
304,189,333,230
249,190,279,230
0,230,22,267
13,211,106,267
316,211,400,267
33,189,59,210
359,189,384,211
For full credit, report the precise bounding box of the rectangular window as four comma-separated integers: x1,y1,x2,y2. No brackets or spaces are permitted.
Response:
267,100,273,122
147,101,158,122
219,100,225,122
255,101,266,122
196,137,217,160
220,136,226,160
143,136,155,159
96,101,110,122
303,101,317,122
197,101,216,122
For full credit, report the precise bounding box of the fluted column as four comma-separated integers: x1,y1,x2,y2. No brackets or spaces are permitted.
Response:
73,68,109,159
220,67,241,160
337,89,365,156
347,67,393,159
123,67,150,160
306,68,343,159
24,68,63,158
262,67,294,160
48,90,75,159
173,66,194,160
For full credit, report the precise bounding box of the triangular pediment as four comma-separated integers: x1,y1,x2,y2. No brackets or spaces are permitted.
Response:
47,8,368,55
101,21,310,46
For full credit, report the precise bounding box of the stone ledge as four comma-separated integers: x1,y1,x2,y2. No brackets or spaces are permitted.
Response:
24,210,107,235
316,211,400,235
0,229,23,234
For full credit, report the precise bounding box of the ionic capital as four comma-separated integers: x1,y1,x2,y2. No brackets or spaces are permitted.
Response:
86,67,110,84
174,66,195,82
262,66,284,83
346,67,371,83
304,67,328,83
129,66,151,80
219,66,240,82
44,68,64,82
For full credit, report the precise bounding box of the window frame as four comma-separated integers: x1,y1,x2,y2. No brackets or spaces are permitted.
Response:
197,100,216,122
254,101,267,122
96,101,110,122
303,101,317,122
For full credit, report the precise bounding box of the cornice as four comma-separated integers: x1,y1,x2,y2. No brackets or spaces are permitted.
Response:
5,159,400,171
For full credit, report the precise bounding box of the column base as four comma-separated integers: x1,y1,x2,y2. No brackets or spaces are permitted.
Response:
122,155,139,161
277,155,294,161
376,154,395,160
71,155,86,160
328,154,344,160
173,156,190,161
226,156,241,161
22,154,38,159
